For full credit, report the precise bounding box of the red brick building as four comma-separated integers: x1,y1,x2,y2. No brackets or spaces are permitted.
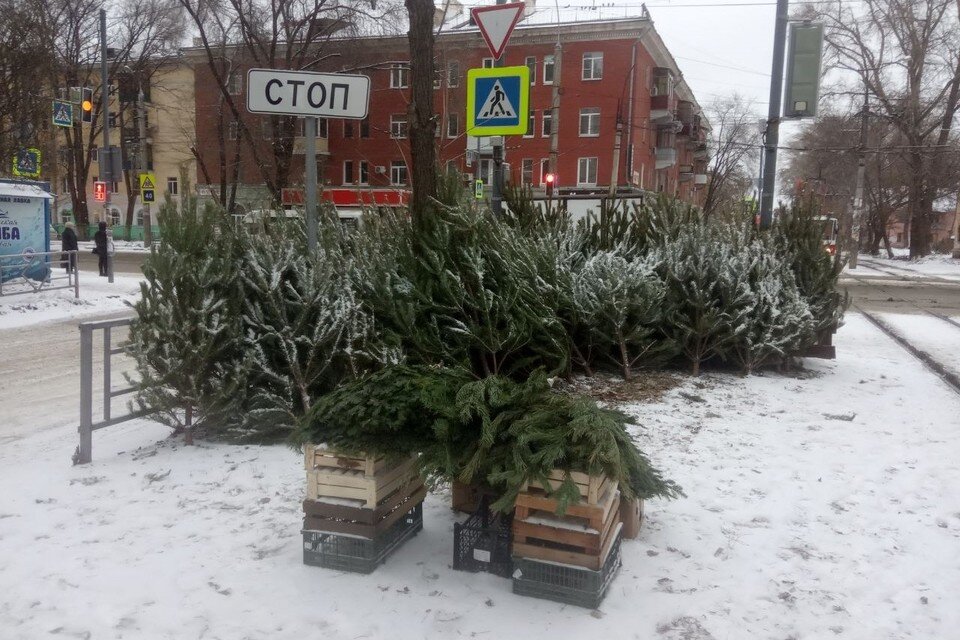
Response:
185,9,709,212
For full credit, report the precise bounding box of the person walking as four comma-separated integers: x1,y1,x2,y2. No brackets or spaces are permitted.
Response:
61,221,79,273
94,221,109,277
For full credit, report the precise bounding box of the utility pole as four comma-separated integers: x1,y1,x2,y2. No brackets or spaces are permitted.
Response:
138,86,152,245
608,104,623,198
100,8,111,225
548,40,562,181
758,0,789,228
849,90,868,269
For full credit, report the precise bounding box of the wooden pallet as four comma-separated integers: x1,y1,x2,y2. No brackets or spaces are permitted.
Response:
302,481,427,538
519,470,612,505
512,478,621,571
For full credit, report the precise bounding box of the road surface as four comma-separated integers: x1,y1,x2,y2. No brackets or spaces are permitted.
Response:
77,251,147,276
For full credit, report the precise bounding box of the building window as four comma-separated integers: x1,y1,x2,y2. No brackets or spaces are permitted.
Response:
447,113,459,138
482,57,494,69
579,107,600,136
227,72,242,95
318,118,328,138
135,209,144,226
360,118,370,138
543,55,555,84
228,121,239,140
447,61,460,87
434,64,442,89
109,208,121,225
539,159,550,185
167,177,178,195
344,121,354,138
525,56,536,84
577,157,598,186
391,114,407,138
359,161,369,185
343,160,354,184
445,159,458,175
479,159,494,185
261,118,272,139
390,160,408,185
582,52,603,80
542,111,552,137
524,111,535,138
111,182,120,194
390,63,409,88
521,158,533,185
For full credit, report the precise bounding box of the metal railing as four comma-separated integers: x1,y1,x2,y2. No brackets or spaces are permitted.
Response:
0,249,79,298
74,315,150,464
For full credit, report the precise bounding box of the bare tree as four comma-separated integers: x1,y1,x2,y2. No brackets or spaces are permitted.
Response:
178,0,405,207
701,93,761,221
810,0,960,257
404,0,437,221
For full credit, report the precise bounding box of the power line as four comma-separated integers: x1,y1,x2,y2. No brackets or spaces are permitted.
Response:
673,55,770,77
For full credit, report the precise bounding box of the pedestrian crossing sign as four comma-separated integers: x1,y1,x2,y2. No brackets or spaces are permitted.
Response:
138,172,156,191
466,66,529,136
52,100,73,128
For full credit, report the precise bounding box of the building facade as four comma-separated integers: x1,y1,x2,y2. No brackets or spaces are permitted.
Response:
186,10,709,212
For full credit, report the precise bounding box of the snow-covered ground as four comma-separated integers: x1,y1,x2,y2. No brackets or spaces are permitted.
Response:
77,240,154,253
2,313,959,639
859,253,960,281
0,274,142,330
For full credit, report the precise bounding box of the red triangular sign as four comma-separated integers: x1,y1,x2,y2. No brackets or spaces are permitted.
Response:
472,3,525,60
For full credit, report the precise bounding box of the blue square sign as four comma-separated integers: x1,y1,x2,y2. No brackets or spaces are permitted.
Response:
466,66,530,136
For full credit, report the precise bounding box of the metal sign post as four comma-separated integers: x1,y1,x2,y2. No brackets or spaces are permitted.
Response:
246,68,371,252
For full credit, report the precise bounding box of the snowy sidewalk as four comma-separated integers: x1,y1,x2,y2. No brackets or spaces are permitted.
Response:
1,314,959,639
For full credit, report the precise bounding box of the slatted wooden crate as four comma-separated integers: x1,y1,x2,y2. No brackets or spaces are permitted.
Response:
519,470,613,505
303,480,428,538
303,445,420,508
512,473,621,571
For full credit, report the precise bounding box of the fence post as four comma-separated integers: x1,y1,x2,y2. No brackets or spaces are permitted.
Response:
102,326,111,422
73,250,80,299
78,325,93,464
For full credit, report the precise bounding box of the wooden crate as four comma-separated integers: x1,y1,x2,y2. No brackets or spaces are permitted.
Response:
512,478,622,571
303,445,420,508
519,470,612,505
303,480,428,538
451,480,499,514
619,497,644,539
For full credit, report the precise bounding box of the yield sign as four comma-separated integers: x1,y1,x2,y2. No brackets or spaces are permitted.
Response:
471,2,525,60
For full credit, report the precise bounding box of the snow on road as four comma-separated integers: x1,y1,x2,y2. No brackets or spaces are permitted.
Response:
876,312,960,381
1,314,959,639
0,274,142,331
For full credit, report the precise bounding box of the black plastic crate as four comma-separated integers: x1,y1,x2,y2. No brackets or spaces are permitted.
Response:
452,494,514,578
511,532,623,608
303,501,423,574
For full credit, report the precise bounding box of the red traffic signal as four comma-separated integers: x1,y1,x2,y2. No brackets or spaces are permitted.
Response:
544,172,555,197
93,181,107,202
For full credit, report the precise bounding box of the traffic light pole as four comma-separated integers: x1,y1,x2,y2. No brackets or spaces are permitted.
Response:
490,0,506,217
138,87,152,245
758,0,789,228
99,8,111,225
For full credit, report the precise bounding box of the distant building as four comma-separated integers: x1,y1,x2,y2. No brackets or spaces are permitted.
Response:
184,6,710,213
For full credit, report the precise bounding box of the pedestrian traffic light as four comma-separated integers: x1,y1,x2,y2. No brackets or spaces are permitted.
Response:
94,181,107,202
545,173,555,198
81,88,94,124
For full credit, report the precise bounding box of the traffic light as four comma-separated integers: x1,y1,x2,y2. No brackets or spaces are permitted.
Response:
94,181,107,202
544,173,555,198
81,87,94,124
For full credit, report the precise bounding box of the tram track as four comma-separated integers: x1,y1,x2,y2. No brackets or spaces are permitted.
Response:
842,263,960,395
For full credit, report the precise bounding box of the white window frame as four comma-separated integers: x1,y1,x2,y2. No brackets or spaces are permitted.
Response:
343,160,355,185
227,72,242,95
482,57,494,69
447,61,460,87
390,114,408,139
541,111,552,137
166,177,178,195
359,160,369,185
390,63,409,89
227,121,239,141
539,159,550,186
577,157,598,186
390,160,408,185
579,107,600,137
524,111,535,138
582,52,603,80
521,158,534,185
525,56,536,85
447,113,459,138
543,55,555,84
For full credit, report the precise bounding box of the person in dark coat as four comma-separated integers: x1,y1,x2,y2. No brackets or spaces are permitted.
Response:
94,221,109,276
61,221,79,273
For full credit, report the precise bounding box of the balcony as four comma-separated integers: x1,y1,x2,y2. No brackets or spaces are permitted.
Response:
655,147,677,170
693,142,709,160
694,174,708,186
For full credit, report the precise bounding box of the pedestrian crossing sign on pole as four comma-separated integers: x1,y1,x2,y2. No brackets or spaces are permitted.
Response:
52,100,73,128
466,66,529,136
139,172,156,202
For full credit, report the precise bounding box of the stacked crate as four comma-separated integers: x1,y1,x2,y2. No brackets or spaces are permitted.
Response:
302,445,425,573
511,470,623,608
